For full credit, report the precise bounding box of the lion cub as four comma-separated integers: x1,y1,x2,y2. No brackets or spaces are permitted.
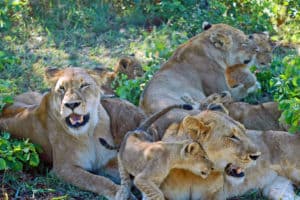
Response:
225,63,258,100
100,104,213,200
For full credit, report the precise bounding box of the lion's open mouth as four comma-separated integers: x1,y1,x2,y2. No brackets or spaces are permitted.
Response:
65,113,90,128
225,163,245,178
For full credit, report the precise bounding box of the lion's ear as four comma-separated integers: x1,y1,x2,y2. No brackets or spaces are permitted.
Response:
202,21,212,30
182,116,211,141
181,142,200,157
45,67,63,85
209,32,233,50
87,67,110,86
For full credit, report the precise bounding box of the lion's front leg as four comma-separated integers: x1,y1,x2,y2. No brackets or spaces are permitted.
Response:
134,174,165,200
116,155,136,200
54,164,120,200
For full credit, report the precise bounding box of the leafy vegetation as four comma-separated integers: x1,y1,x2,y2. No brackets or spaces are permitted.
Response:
0,0,299,199
0,132,41,171
271,55,300,133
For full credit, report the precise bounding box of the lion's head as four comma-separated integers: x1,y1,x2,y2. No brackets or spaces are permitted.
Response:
251,32,273,67
45,67,107,136
200,22,258,67
179,110,260,179
115,55,143,79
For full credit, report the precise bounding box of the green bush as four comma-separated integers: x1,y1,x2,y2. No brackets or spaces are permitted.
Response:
270,55,300,133
0,132,41,171
0,0,31,32
113,26,188,105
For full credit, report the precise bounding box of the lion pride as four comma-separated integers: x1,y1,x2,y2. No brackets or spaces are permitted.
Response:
0,67,145,200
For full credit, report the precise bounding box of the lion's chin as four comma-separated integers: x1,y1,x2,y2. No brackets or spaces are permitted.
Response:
65,113,90,128
225,163,245,178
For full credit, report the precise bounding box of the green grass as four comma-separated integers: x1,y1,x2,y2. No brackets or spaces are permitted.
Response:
1,169,106,199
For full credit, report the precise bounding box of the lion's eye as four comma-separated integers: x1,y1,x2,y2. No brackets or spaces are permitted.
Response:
59,85,65,92
230,134,240,141
80,83,90,90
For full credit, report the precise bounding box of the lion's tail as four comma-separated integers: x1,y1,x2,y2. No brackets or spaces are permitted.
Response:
138,104,193,131
98,138,120,151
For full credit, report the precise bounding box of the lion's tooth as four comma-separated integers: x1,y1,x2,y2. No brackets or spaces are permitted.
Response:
70,117,76,125
79,115,84,123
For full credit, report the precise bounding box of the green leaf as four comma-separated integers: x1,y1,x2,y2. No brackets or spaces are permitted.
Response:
0,158,7,170
29,153,39,167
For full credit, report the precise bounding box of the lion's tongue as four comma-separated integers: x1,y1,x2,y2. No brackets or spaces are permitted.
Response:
69,114,83,125
235,167,242,174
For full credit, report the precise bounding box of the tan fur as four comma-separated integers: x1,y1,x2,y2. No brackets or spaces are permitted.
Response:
0,67,146,200
225,101,286,131
161,111,261,200
116,131,213,200
252,32,273,66
102,55,143,94
222,130,300,200
182,92,288,131
225,64,257,98
139,23,261,137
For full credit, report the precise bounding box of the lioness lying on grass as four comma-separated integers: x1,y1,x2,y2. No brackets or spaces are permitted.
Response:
0,67,147,200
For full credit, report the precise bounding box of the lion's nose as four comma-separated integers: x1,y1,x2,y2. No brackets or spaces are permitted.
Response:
249,152,261,161
65,102,81,110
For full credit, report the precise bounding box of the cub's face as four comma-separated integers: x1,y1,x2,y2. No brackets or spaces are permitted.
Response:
181,141,213,179
116,56,144,79
252,33,273,67
46,67,106,136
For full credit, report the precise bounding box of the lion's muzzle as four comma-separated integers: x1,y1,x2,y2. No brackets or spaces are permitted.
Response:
65,113,90,128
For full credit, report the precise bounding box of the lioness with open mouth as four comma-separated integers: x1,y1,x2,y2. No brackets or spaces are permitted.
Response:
0,67,146,200
222,129,300,200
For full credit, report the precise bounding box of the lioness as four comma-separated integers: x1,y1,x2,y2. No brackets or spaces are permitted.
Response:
161,110,261,199
222,130,300,200
100,103,212,200
139,23,262,136
182,92,286,131
0,67,146,199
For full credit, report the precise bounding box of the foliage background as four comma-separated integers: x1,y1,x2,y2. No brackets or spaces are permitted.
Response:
0,0,299,199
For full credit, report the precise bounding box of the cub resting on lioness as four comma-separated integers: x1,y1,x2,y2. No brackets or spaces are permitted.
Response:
100,104,213,200
0,67,146,199
160,110,261,199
